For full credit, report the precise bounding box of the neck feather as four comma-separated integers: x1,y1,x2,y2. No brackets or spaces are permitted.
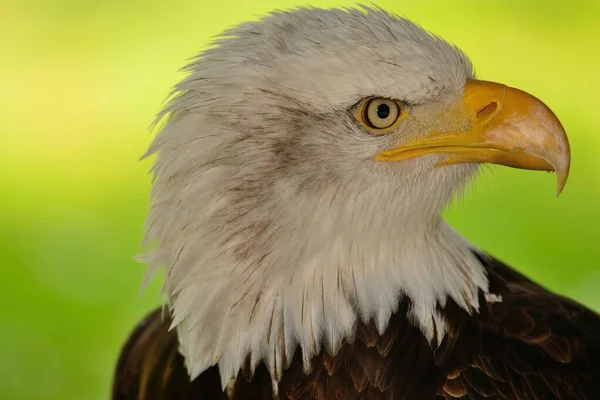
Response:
153,220,489,389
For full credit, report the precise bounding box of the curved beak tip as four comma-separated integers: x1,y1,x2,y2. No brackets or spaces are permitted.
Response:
554,161,570,197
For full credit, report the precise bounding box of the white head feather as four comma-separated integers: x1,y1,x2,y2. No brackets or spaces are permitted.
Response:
141,6,491,389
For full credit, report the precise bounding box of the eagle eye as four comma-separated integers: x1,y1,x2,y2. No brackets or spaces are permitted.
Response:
356,98,405,133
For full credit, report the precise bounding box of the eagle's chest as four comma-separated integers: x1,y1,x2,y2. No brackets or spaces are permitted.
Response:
222,300,467,400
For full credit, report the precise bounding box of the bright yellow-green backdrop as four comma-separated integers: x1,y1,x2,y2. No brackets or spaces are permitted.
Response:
2,1,599,399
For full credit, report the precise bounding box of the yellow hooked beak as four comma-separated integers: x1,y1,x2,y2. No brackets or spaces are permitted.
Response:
375,80,571,194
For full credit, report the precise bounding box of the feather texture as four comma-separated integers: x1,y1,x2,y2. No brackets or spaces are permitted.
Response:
140,6,485,384
113,252,600,399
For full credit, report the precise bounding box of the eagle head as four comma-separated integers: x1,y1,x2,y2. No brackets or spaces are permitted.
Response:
141,6,570,387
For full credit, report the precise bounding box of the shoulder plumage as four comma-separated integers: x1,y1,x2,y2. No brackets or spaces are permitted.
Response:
440,252,600,399
111,308,227,400
113,253,600,399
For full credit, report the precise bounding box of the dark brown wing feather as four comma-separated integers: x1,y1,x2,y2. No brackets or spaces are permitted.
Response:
112,252,600,399
439,252,600,399
112,308,227,399
112,308,275,400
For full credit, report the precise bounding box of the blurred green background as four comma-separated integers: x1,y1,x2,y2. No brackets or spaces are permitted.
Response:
2,0,599,399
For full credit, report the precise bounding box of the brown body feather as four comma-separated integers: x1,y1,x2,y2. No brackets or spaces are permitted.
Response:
112,253,600,399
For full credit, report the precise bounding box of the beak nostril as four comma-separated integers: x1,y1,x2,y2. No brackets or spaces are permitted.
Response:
476,101,499,123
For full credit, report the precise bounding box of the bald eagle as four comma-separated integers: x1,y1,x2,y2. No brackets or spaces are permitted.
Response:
112,7,600,400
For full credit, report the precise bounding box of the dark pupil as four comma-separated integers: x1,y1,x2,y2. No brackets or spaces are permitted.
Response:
376,104,390,119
